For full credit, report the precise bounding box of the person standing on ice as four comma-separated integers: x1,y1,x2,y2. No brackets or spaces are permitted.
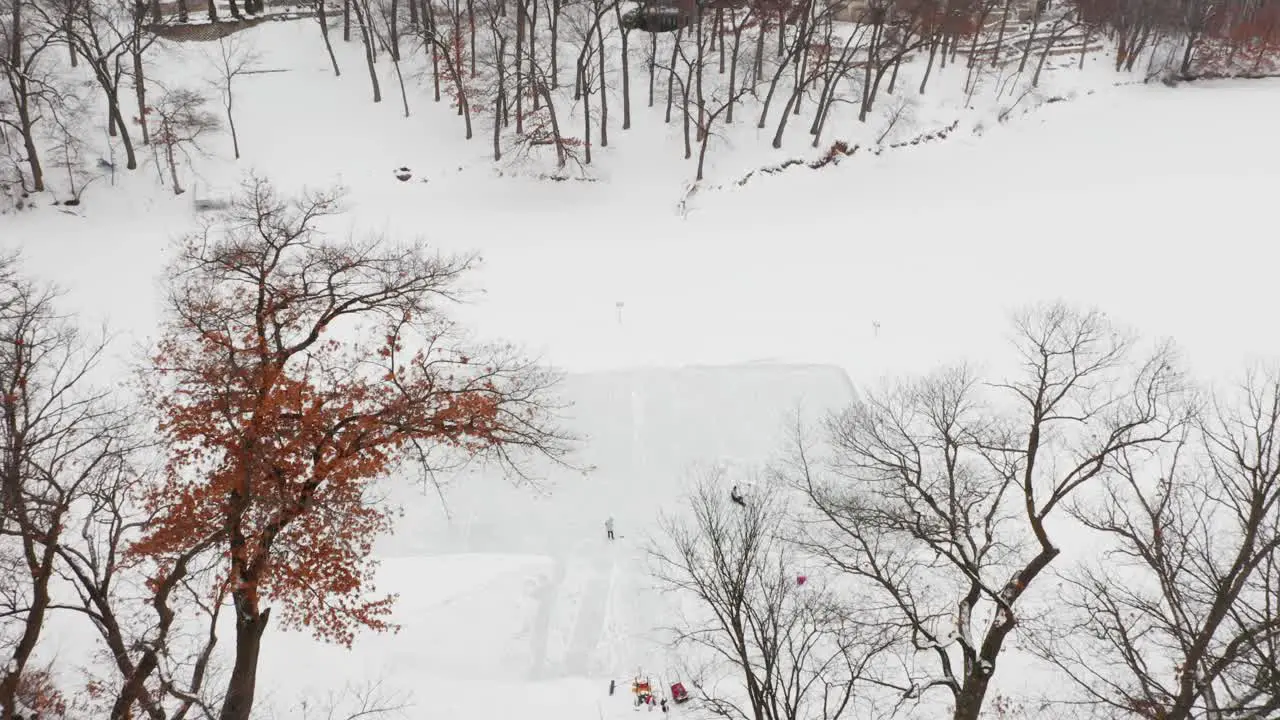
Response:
606,516,615,540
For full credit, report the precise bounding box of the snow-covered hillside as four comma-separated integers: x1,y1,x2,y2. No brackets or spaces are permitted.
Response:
256,364,855,720
2,3,1280,718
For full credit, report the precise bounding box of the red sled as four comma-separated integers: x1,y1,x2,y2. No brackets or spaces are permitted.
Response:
670,682,690,703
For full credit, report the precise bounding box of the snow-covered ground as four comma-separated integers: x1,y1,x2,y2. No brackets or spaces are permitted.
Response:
248,365,854,720
3,10,1280,719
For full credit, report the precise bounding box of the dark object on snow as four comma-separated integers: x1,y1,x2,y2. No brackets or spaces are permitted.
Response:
610,679,616,695
395,166,413,181
796,575,807,586
670,682,690,703
620,1,686,32
730,485,745,507
661,698,669,713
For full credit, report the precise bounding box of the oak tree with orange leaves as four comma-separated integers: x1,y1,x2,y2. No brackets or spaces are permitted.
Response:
132,174,569,720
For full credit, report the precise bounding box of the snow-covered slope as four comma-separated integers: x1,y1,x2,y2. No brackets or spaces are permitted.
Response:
4,10,1280,718
254,363,854,719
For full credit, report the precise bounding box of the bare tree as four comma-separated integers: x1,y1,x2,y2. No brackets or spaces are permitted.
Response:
806,18,869,146
316,0,343,76
206,35,259,159
151,87,219,195
131,175,571,720
504,42,578,171
60,0,145,170
654,32,756,180
653,472,895,720
351,0,383,102
0,258,135,720
54,453,227,720
287,675,412,720
475,0,512,160
1033,367,1280,720
367,0,411,117
46,91,99,204
416,0,474,137
791,303,1190,720
0,0,64,192
1029,11,1080,87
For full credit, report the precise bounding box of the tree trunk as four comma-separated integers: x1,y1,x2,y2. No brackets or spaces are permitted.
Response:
756,39,797,128
343,0,351,40
859,22,880,121
771,84,800,147
716,7,725,72
807,68,832,135
390,0,402,59
681,61,692,159
353,0,382,101
810,71,839,146
217,607,271,720
64,9,79,65
1018,0,1042,73
467,0,476,74
887,52,902,93
452,58,473,136
226,91,240,158
535,80,567,168
164,138,184,194
9,73,45,191
514,0,524,131
1031,20,1061,86
0,540,56,720
493,34,505,159
991,0,1012,66
390,48,411,116
695,12,705,139
132,44,150,145
791,3,810,115
647,31,656,107
425,0,441,100
550,0,560,86
775,7,783,57
727,24,742,122
317,0,342,75
582,63,592,164
695,115,711,180
527,0,539,107
1179,33,1198,76
921,29,942,92
665,26,682,123
753,16,765,83
966,3,989,68
596,15,608,145
617,19,631,129
110,96,139,169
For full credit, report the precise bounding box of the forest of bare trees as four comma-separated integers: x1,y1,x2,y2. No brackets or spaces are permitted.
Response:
655,304,1280,720
3,0,1280,196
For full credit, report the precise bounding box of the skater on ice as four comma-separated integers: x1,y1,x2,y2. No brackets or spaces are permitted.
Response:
730,485,745,507
606,516,615,540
